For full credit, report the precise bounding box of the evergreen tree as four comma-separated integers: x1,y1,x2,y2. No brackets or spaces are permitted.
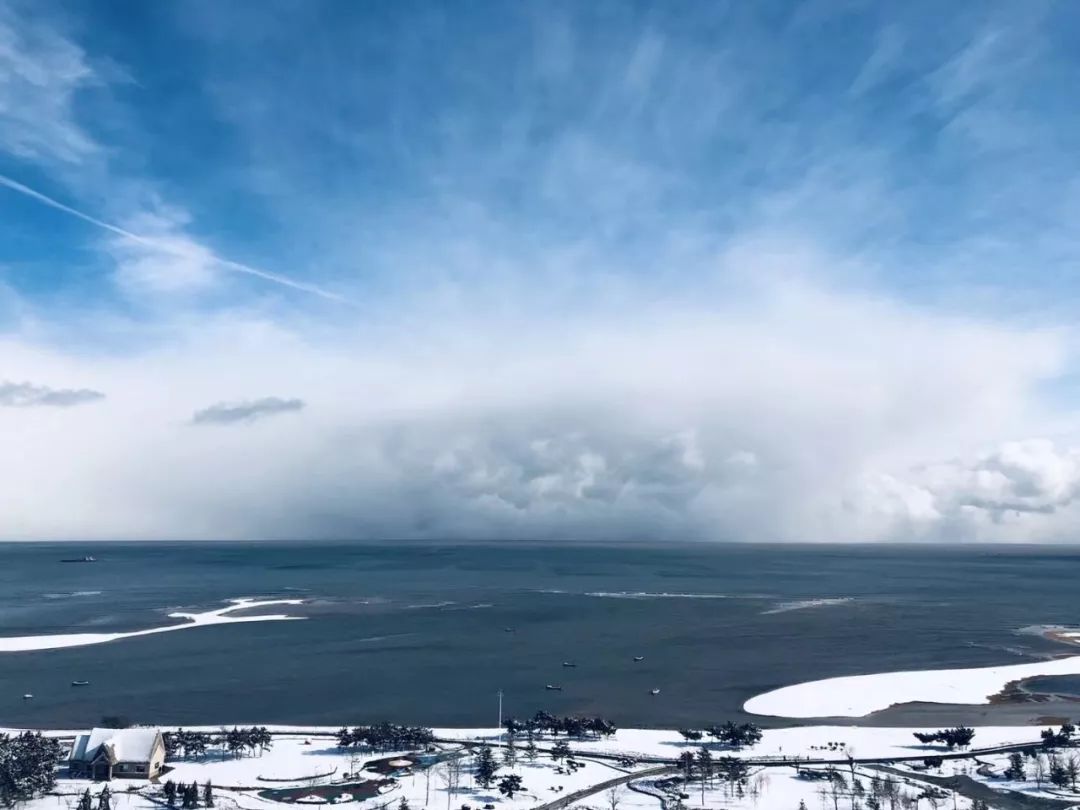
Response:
501,743,517,769
798,801,808,810
678,751,695,782
474,745,498,788
1049,756,1070,789
203,782,214,808
78,789,93,810
164,781,177,808
97,785,112,810
0,732,62,808
524,738,538,762
550,740,571,762
497,775,523,799
398,797,409,810
1004,754,1026,781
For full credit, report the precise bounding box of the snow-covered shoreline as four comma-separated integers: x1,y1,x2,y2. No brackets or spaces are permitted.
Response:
0,598,305,653
744,652,1080,719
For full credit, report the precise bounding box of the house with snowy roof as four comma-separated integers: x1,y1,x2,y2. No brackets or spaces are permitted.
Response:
69,728,166,780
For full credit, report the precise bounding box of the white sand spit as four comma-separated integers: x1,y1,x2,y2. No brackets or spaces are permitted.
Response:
744,654,1080,718
0,597,305,653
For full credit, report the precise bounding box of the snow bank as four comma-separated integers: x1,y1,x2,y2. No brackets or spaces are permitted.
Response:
0,598,304,653
744,654,1080,718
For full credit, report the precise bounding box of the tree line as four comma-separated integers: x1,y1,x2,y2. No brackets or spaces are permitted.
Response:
678,722,764,749
336,724,435,752
163,728,272,760
504,711,617,739
911,727,975,749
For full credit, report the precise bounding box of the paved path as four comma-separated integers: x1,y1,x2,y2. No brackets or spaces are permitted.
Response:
530,765,677,810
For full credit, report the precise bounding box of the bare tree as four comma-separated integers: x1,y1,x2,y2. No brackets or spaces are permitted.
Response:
606,785,626,810
1034,755,1047,789
439,758,462,810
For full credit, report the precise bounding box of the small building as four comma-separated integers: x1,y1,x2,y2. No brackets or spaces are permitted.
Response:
69,728,166,780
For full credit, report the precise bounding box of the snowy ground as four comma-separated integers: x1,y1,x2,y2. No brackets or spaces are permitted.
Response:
744,653,1080,719
17,724,1079,810
437,725,1042,762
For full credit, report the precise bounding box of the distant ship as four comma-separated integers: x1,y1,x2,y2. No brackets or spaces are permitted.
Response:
71,681,90,687
633,656,644,662
22,693,33,700
562,661,576,668
650,689,660,696
545,684,563,691
60,556,96,563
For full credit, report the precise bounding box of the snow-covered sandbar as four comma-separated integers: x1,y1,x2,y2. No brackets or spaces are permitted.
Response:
744,651,1080,718
0,597,305,653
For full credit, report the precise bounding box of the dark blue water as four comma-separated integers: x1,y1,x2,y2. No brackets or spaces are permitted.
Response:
0,542,1076,728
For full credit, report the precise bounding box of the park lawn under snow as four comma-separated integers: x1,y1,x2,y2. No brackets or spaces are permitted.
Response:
569,764,946,810
17,725,1069,810
743,654,1080,718
437,725,1041,762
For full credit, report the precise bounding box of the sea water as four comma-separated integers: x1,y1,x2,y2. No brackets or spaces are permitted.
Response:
0,542,1076,728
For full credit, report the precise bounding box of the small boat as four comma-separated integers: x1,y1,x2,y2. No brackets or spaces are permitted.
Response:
545,684,563,691
633,656,644,662
22,693,33,700
60,556,96,563
650,689,660,696
562,661,576,668
503,627,515,633
71,681,90,687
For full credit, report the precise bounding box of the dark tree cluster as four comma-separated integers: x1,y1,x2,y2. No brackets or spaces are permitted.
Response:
220,727,272,758
0,731,63,808
163,781,212,809
1004,753,1026,781
165,728,269,760
504,712,616,739
336,724,435,752
163,730,212,760
1041,723,1076,750
912,727,975,749
679,723,763,749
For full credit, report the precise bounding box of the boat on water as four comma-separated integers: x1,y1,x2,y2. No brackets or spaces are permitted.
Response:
71,681,90,687
60,556,96,563
545,684,563,691
650,688,660,696
22,694,33,700
633,656,644,662
562,661,576,668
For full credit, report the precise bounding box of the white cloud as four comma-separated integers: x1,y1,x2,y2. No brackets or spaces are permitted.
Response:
0,268,1067,542
0,4,98,165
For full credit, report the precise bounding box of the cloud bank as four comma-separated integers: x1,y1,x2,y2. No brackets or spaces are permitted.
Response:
192,397,304,425
0,272,1073,542
0,381,103,408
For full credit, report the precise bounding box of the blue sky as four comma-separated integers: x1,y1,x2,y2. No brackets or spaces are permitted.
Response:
2,1,1080,541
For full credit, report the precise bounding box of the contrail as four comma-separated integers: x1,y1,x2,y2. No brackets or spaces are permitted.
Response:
0,173,347,303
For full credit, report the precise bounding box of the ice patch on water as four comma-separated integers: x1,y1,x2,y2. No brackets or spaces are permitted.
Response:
584,591,733,600
0,597,305,653
42,591,102,600
761,597,853,615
